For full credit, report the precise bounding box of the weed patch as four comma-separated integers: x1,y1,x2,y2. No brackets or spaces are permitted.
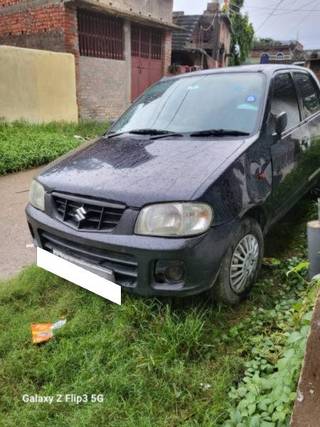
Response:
225,259,317,426
0,121,108,175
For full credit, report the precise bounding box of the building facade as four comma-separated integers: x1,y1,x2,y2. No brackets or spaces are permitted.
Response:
249,39,305,65
305,50,320,80
171,1,232,73
0,0,176,120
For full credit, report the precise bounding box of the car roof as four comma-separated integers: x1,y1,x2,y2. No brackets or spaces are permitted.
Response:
164,64,310,81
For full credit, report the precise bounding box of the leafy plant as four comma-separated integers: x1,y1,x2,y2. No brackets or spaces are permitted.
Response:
286,260,309,279
225,261,317,426
227,0,255,65
226,323,310,426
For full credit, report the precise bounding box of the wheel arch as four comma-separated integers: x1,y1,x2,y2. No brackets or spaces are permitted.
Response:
242,206,267,233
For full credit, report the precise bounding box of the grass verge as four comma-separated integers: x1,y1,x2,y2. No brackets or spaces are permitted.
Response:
0,121,108,175
0,198,318,426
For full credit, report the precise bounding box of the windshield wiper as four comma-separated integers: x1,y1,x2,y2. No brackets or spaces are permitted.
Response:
106,129,183,139
129,129,174,135
190,129,250,137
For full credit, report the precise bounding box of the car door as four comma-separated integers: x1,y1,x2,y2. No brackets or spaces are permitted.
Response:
269,71,311,219
292,70,320,188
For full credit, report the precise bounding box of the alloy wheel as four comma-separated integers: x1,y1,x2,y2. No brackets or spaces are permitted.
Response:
229,234,259,293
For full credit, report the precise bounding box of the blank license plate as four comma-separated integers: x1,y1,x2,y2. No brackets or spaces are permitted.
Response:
37,247,121,305
52,249,115,282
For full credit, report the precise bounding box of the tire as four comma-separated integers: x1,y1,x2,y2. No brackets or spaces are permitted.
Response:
213,218,264,305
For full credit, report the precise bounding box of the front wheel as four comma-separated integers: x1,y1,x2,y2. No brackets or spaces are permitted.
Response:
213,218,264,305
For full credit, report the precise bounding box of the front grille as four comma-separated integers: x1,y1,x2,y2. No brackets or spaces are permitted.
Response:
52,193,125,232
40,231,138,288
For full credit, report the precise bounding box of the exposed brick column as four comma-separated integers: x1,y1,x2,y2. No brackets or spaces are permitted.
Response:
64,5,78,56
163,30,172,75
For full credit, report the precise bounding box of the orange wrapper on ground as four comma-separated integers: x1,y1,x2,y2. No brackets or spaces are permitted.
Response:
31,319,66,344
31,323,54,344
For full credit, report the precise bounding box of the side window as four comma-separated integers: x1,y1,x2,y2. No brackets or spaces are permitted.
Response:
293,72,320,117
271,73,300,130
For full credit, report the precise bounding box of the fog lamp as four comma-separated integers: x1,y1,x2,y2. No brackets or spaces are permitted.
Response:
155,260,185,284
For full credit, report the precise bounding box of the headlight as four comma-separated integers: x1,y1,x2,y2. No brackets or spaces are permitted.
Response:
29,180,45,211
135,203,213,237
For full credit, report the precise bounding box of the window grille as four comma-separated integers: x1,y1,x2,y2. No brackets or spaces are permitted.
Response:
78,9,124,60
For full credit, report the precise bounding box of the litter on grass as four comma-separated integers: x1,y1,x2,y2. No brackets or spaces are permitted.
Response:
262,257,282,268
31,319,67,344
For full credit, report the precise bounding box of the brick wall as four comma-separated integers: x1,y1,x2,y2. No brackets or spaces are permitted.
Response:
0,4,66,51
219,20,231,67
76,19,131,121
77,56,130,121
64,5,78,56
0,0,24,6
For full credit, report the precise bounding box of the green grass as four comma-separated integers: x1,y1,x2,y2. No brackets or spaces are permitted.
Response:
0,198,318,426
0,121,108,175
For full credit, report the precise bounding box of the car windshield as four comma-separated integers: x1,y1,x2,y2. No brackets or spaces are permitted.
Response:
110,72,266,136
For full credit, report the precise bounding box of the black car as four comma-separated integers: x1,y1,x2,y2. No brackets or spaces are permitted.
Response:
26,65,320,304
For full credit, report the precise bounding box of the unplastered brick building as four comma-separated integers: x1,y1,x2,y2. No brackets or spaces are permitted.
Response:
0,0,176,120
171,1,232,72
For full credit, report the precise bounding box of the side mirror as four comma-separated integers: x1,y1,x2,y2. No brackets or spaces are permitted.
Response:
275,112,288,136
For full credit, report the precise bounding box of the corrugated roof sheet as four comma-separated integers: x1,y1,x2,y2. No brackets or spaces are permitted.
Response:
172,15,201,51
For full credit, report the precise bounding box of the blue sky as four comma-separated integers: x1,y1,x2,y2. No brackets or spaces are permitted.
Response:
173,0,320,49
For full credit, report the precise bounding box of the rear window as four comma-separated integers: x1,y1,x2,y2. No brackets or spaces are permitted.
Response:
271,73,300,130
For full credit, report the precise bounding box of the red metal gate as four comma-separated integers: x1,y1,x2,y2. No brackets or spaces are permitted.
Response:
131,25,164,101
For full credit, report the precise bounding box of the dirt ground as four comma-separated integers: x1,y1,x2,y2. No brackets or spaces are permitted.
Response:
291,294,320,427
0,168,41,280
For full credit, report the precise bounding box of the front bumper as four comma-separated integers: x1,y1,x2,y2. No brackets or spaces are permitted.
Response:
26,204,238,297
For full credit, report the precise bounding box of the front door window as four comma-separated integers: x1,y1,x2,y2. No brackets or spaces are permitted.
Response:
271,73,301,130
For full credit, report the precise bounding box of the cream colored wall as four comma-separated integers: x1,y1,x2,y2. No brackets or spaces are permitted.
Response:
0,45,78,123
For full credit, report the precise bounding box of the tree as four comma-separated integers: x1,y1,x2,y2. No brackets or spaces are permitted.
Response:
226,0,254,66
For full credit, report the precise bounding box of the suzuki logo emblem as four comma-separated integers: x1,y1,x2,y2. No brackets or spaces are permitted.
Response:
74,206,87,222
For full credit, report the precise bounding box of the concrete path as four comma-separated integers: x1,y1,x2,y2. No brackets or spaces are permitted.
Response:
0,168,42,281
